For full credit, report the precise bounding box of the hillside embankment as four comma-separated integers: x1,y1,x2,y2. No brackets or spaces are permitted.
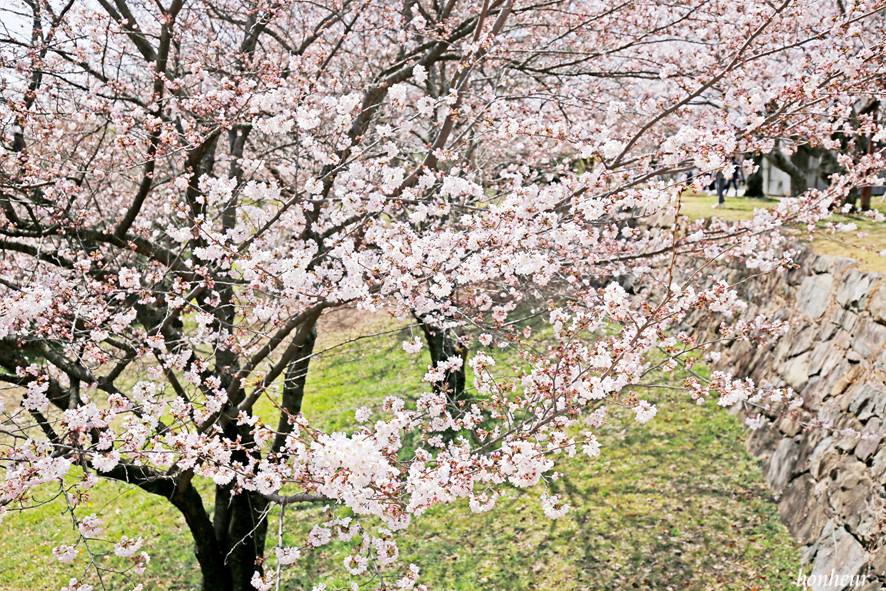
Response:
686,245,886,591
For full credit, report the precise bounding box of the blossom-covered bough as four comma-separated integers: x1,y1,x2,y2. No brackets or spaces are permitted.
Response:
0,0,885,589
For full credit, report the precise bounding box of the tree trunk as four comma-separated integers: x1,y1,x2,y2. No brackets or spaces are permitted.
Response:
861,180,873,211
860,102,879,211
414,313,466,404
205,326,316,591
273,326,316,454
744,154,765,197
212,484,270,591
171,481,234,591
765,148,808,196
101,463,235,591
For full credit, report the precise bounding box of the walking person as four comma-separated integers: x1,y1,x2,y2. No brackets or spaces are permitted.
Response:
726,158,744,196
713,170,726,208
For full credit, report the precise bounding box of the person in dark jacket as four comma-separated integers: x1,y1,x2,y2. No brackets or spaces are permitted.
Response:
726,158,744,195
713,170,726,208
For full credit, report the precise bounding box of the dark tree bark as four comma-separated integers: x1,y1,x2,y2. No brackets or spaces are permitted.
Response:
765,148,808,196
414,313,467,403
206,326,317,591
101,464,233,591
273,326,317,454
744,154,765,197
212,481,270,591
860,101,879,211
172,479,233,591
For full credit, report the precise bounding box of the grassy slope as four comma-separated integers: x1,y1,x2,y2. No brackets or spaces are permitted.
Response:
679,191,886,273
0,315,799,591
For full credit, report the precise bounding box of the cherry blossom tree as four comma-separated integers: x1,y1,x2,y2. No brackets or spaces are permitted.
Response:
0,0,885,590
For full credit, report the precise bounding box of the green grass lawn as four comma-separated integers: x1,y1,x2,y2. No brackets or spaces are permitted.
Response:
0,311,800,591
679,191,886,273
278,388,800,591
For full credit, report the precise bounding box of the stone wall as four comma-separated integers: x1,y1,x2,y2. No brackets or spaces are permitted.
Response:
685,246,886,591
